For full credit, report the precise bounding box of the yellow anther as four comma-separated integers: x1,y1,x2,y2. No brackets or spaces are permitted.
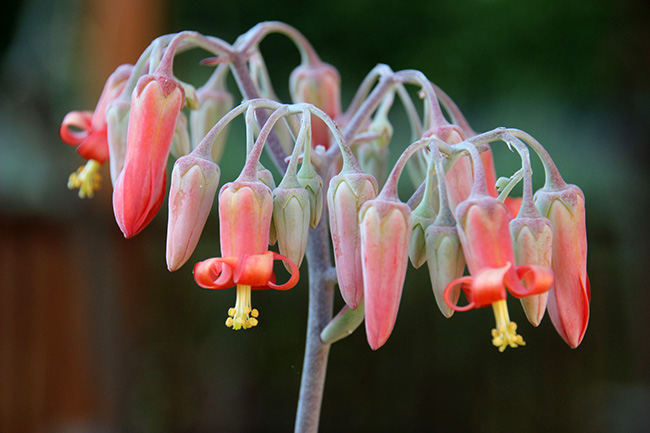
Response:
225,285,259,330
491,299,525,352
68,159,102,198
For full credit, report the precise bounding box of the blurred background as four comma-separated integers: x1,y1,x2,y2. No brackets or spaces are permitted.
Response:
1,0,649,432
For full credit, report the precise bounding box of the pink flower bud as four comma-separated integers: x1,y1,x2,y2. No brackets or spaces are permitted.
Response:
534,185,589,348
112,74,184,238
510,215,553,326
360,199,412,350
327,172,378,309
166,154,221,271
219,180,273,259
290,63,341,149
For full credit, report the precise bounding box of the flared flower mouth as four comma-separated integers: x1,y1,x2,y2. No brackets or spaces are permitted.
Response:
194,251,300,329
444,262,553,351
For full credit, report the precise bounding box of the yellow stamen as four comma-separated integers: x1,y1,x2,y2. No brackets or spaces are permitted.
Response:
225,284,260,330
68,159,102,198
491,299,525,352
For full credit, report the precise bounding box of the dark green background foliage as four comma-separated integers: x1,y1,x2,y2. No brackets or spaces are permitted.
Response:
1,0,649,432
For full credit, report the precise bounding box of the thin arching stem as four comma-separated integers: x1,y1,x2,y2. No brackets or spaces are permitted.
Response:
380,137,433,200
240,21,321,66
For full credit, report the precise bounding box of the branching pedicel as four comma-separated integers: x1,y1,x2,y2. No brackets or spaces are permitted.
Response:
59,22,590,432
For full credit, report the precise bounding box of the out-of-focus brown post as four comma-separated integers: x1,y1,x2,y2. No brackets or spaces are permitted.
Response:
0,0,166,431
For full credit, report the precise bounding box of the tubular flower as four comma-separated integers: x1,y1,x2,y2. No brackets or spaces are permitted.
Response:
219,179,273,259
534,185,590,348
194,251,299,329
327,172,378,309
60,64,133,197
112,74,185,238
290,62,341,149
166,153,221,271
446,196,554,351
359,198,412,350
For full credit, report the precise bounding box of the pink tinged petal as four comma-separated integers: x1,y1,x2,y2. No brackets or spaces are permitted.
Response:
112,75,184,238
505,197,523,218
193,256,237,289
234,252,275,287
76,129,109,163
60,111,93,146
444,265,509,311
456,197,516,274
166,155,221,271
480,145,499,198
443,131,474,211
535,186,589,348
327,173,378,309
510,217,553,326
60,110,110,163
218,180,273,259
509,265,554,298
263,252,300,291
425,225,466,318
360,200,412,350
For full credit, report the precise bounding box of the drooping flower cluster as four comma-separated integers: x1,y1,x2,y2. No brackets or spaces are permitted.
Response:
58,23,589,351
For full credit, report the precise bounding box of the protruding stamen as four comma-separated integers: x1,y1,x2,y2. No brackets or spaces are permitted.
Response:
491,299,525,352
225,284,259,330
68,159,102,198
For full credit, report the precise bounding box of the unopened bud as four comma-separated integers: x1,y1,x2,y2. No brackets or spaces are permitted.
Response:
425,225,466,318
510,215,552,326
272,187,311,269
170,112,191,158
166,154,221,271
190,88,234,162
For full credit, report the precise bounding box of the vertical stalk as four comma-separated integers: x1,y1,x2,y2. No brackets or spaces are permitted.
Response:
294,214,335,433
